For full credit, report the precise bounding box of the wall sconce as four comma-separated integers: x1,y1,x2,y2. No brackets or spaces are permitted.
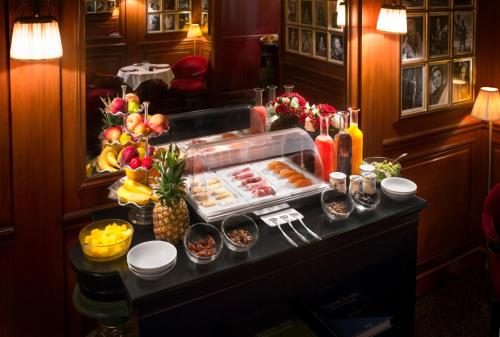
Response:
337,1,346,27
376,2,407,34
187,23,203,54
10,0,63,60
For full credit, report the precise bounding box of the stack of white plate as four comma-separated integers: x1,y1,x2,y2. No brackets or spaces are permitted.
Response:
127,241,177,281
381,177,417,202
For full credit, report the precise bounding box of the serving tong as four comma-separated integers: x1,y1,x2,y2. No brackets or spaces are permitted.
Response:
260,208,321,247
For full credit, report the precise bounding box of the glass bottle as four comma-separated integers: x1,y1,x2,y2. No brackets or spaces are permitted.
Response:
265,85,278,131
315,116,335,181
346,108,363,175
334,111,353,177
284,84,294,94
250,88,266,134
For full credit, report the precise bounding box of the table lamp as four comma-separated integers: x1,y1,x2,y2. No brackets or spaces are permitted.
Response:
471,87,500,190
187,24,203,55
376,1,407,34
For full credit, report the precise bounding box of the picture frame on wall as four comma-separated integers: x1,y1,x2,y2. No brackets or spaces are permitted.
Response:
402,0,425,10
428,61,451,109
328,1,343,32
328,32,344,64
147,13,161,32
96,0,108,12
300,0,313,26
300,29,313,55
314,1,328,28
178,0,191,11
178,12,191,31
106,1,115,12
163,13,176,31
429,0,450,8
314,31,328,59
86,1,96,13
147,0,161,12
201,12,209,34
453,11,474,55
287,0,299,24
164,0,176,11
452,58,473,103
201,0,209,11
401,64,426,116
453,0,474,8
401,14,426,63
286,26,300,53
429,12,450,59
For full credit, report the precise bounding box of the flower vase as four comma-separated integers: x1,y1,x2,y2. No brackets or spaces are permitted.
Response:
269,115,302,131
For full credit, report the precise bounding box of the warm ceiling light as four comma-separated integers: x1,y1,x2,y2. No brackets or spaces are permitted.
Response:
376,3,407,34
10,1,63,61
337,1,346,27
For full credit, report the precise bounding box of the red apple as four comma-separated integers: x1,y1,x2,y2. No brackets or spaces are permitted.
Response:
121,146,139,165
147,146,155,157
141,157,153,170
126,113,143,132
109,97,126,114
147,114,167,133
134,122,150,136
103,126,122,142
129,157,141,170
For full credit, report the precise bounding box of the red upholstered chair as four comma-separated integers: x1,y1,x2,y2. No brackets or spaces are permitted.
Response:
170,56,208,110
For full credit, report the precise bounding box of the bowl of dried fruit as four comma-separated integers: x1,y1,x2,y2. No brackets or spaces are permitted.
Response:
221,214,259,253
183,223,223,264
321,189,354,221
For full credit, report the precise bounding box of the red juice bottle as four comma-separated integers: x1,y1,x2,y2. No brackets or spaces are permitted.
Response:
315,116,335,181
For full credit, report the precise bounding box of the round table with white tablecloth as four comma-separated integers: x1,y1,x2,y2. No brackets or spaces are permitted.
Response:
117,64,175,91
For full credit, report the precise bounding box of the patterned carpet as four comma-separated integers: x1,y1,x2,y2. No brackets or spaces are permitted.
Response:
415,269,491,337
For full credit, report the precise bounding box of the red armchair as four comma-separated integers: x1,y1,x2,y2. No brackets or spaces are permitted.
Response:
170,56,208,110
483,183,500,297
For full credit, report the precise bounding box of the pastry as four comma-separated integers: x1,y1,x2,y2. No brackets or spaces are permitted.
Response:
267,161,284,170
194,192,209,201
207,178,220,186
294,179,312,188
222,133,238,139
207,183,222,191
215,191,232,200
272,164,288,173
288,174,305,183
202,199,216,207
279,169,297,178
192,186,206,194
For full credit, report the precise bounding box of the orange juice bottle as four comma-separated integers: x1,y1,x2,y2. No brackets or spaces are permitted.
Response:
347,108,363,175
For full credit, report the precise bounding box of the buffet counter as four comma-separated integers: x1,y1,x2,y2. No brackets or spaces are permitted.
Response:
71,194,426,337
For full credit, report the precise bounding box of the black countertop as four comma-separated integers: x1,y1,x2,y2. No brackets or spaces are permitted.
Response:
70,194,426,307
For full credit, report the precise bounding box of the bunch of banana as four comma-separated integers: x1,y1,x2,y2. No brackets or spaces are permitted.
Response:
116,179,152,206
97,146,121,172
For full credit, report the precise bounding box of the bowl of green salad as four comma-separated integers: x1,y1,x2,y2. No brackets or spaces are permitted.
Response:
362,157,402,183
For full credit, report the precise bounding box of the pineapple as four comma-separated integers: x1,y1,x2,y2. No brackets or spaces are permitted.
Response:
152,145,190,243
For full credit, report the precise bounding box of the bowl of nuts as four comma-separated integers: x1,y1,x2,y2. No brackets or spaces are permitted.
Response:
183,223,223,264
221,214,259,253
321,189,354,221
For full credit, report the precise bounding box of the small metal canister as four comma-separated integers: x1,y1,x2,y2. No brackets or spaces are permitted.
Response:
329,172,347,193
361,172,377,195
349,175,362,195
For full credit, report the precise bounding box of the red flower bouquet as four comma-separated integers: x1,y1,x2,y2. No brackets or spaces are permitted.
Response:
302,103,338,133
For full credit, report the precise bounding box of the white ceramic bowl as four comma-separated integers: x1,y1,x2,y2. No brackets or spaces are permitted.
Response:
383,191,415,202
381,177,417,195
127,240,177,272
129,261,176,281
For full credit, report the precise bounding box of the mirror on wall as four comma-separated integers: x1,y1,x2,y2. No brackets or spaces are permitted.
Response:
84,0,349,178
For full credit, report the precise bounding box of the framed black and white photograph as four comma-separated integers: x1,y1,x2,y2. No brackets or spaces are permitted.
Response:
402,0,425,9
314,31,328,59
453,11,474,55
429,0,450,8
147,13,161,32
401,65,426,116
201,12,209,33
300,0,313,26
96,0,108,12
314,1,327,28
147,0,161,12
106,1,115,12
329,32,344,64
201,0,209,11
178,12,191,31
164,13,176,31
453,0,474,8
287,26,300,53
287,0,298,24
163,0,176,11
429,13,450,58
428,61,451,109
178,0,191,11
328,1,342,31
300,29,313,55
452,58,473,103
86,1,96,13
401,14,426,63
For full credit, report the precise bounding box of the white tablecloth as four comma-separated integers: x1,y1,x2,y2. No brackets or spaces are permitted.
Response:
117,64,175,90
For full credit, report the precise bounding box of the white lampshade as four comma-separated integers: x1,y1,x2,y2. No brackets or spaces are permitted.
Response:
471,87,500,122
187,24,203,39
337,1,346,27
376,4,407,34
10,17,63,60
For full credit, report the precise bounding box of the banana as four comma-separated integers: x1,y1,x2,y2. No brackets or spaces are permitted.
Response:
123,179,152,196
105,149,120,169
116,186,150,205
97,147,118,172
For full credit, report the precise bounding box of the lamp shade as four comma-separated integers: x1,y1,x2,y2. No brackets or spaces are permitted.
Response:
337,1,346,27
471,87,500,122
187,24,203,39
376,4,407,34
10,17,63,60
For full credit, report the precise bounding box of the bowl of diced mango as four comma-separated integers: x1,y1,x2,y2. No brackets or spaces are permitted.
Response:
79,219,134,262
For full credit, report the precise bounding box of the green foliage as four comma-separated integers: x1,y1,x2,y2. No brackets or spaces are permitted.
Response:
153,144,186,207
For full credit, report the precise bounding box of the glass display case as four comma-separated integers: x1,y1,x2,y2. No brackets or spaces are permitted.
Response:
183,127,329,222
